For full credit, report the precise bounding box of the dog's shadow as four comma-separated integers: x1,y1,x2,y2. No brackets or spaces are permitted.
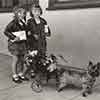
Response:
65,84,81,90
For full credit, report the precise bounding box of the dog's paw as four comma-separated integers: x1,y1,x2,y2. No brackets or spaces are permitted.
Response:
57,88,63,92
82,92,88,97
57,86,65,92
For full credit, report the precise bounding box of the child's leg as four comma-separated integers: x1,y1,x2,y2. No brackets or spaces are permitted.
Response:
17,55,24,75
30,62,37,78
17,55,29,80
12,55,18,76
23,64,33,79
16,55,24,78
12,55,22,83
24,62,37,79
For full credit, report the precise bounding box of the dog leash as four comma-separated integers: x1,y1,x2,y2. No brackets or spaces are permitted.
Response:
58,54,68,64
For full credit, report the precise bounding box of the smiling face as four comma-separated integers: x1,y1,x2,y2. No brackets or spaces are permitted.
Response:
15,8,26,20
31,7,41,18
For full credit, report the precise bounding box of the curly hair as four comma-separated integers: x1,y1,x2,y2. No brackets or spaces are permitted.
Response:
13,5,27,20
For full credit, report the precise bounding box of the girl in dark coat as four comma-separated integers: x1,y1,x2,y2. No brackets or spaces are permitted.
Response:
27,4,51,58
4,6,27,83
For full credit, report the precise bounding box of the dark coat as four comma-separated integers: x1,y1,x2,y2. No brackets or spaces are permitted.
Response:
4,18,27,56
27,17,51,56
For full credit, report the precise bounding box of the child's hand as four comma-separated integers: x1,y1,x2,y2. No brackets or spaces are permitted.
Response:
28,31,31,36
14,37,20,41
44,25,49,33
11,37,20,42
34,34,39,40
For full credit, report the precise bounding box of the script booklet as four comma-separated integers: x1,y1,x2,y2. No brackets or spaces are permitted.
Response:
12,31,27,40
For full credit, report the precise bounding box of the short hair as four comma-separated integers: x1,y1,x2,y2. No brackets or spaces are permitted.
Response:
13,5,26,13
30,4,43,17
13,5,26,20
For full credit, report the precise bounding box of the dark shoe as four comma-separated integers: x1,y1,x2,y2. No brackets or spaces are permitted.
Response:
57,87,64,92
12,77,22,84
19,76,29,81
31,73,36,78
82,92,88,97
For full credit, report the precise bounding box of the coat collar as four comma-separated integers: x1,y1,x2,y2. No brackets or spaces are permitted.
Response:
14,18,26,30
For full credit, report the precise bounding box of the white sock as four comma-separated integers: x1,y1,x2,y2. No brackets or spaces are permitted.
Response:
18,73,23,77
13,74,18,78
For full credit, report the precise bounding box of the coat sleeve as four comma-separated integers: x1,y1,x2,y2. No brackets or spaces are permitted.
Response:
4,22,16,40
26,19,35,36
26,19,32,32
47,26,51,37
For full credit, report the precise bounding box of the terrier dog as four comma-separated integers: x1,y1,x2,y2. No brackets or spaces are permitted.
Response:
57,61,100,97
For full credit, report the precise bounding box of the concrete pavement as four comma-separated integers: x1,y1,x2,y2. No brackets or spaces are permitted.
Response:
0,53,100,100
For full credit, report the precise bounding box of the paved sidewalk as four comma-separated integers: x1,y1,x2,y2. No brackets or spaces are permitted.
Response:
0,53,100,100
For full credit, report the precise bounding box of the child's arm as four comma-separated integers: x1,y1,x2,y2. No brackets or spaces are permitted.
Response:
4,22,16,40
27,19,39,40
41,18,51,37
44,24,51,37
26,19,32,36
44,22,51,37
26,19,36,36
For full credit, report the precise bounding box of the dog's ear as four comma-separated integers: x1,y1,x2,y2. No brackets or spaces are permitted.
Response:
50,54,55,58
87,61,93,71
50,54,57,61
89,61,93,66
97,62,100,69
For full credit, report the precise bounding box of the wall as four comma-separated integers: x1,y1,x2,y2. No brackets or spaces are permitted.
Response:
1,0,100,67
